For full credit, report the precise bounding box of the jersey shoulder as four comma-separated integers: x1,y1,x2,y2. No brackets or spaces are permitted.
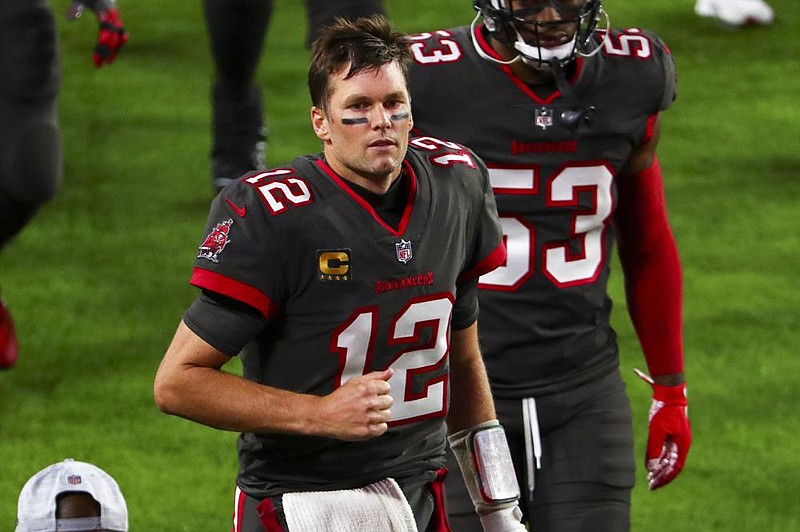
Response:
406,135,490,193
595,28,677,109
218,156,327,229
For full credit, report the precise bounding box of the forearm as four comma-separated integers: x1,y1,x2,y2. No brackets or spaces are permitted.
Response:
158,365,319,435
617,154,685,378
446,323,497,434
154,321,321,435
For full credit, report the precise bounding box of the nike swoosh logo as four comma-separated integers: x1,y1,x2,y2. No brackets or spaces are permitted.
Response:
224,197,247,218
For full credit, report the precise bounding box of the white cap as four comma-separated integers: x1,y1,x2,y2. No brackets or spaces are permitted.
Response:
16,459,128,532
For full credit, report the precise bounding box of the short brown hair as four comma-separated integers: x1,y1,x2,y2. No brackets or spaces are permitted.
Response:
308,14,411,112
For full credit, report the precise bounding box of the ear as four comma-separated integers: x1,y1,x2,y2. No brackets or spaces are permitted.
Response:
311,106,330,140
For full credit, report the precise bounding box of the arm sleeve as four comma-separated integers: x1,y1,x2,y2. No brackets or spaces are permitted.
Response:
615,155,684,376
452,278,479,331
183,290,267,356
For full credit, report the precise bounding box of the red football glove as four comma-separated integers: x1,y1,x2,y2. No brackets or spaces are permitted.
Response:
634,368,692,490
66,0,128,68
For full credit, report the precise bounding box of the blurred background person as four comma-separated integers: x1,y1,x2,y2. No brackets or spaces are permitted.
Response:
204,0,385,192
695,0,774,27
0,0,126,369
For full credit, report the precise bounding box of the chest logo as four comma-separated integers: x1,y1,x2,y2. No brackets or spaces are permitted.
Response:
318,249,351,281
535,107,554,130
395,239,413,264
197,219,233,263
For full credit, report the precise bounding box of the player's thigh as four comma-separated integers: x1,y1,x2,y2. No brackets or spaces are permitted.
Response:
442,448,482,531
529,372,636,532
0,0,61,204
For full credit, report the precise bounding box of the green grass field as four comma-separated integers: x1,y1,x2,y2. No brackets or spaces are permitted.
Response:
2,0,799,529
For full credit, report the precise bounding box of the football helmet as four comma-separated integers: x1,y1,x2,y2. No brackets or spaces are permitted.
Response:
471,0,608,68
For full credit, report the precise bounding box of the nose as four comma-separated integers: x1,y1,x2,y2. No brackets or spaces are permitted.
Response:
536,6,562,23
371,106,392,129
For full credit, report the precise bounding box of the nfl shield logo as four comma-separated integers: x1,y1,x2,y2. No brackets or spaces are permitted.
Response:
67,475,82,485
395,239,413,264
535,107,554,130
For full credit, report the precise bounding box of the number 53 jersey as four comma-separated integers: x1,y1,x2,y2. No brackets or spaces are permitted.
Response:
409,25,677,397
188,140,505,497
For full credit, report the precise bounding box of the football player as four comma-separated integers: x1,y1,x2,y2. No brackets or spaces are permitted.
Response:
155,15,526,532
408,1,691,530
204,0,385,192
0,0,126,369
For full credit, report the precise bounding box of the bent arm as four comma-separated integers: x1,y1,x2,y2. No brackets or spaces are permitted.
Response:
154,320,321,434
153,320,393,440
616,116,684,385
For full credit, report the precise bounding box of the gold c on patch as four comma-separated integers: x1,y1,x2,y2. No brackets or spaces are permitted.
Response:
317,249,351,282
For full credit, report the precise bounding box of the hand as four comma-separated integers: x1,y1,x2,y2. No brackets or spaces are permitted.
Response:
317,369,393,441
479,505,527,532
634,369,692,490
66,0,128,68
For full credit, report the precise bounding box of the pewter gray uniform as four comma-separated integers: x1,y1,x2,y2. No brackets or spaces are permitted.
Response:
184,141,504,518
0,0,62,249
409,23,676,531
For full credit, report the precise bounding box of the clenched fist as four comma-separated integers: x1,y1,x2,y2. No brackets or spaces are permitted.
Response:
317,368,394,441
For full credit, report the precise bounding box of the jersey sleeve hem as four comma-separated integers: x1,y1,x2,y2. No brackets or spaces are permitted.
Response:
190,267,278,320
457,242,507,284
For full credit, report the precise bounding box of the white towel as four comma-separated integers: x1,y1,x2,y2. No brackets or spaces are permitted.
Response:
282,477,419,532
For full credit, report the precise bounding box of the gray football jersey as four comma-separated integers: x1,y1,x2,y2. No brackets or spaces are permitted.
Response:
190,142,504,497
409,25,676,396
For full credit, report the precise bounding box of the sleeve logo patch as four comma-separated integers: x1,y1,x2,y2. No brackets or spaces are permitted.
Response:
318,249,351,281
198,219,233,263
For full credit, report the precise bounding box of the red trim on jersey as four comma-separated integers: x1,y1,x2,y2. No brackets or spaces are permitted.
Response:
315,158,417,237
615,155,684,376
471,23,584,105
458,241,508,284
429,468,453,532
190,268,278,320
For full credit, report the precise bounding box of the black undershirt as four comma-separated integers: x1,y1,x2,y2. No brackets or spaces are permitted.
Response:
340,169,408,229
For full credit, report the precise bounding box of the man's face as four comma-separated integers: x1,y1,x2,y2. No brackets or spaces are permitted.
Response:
510,0,584,46
311,61,413,189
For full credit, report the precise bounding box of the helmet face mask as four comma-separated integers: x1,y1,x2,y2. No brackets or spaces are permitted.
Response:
473,0,606,69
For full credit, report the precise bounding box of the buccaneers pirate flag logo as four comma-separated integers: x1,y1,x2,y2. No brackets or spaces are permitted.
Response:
198,218,233,263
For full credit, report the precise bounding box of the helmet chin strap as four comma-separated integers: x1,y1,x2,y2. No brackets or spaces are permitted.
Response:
514,36,576,68
470,12,523,65
576,8,611,59
470,12,573,68
471,7,612,68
